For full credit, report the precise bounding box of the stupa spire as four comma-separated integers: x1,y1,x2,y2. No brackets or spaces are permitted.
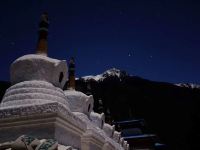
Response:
68,57,76,89
36,12,49,56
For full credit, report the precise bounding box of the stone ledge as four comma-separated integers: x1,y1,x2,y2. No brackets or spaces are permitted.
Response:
0,102,87,149
0,102,85,130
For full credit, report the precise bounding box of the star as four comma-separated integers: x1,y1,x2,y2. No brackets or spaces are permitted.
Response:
128,50,134,57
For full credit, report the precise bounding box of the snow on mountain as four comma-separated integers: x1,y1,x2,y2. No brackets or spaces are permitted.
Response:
175,83,200,89
81,74,104,81
78,68,200,90
80,68,126,81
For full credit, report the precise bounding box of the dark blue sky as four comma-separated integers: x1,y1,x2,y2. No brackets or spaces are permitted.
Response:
0,0,200,83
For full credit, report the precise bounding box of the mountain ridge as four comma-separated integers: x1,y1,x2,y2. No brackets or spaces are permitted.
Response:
79,68,200,90
74,68,200,150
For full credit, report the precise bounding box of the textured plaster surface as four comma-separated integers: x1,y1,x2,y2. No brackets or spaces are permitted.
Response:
103,123,115,138
64,90,93,116
113,131,121,143
1,81,70,109
10,54,67,88
90,111,105,129
74,112,124,150
0,102,84,130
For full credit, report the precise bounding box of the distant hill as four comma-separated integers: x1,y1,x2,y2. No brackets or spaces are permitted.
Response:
74,68,200,150
1,68,200,150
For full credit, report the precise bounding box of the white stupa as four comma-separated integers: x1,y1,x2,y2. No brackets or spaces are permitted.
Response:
0,13,129,150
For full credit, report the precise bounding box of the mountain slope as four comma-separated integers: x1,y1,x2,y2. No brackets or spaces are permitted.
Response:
75,68,200,150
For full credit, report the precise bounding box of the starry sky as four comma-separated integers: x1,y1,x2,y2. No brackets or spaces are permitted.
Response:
0,0,200,84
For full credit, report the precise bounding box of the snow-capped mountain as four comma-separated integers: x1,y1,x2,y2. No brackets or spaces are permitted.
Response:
74,69,200,150
80,68,127,81
175,83,200,89
80,68,200,90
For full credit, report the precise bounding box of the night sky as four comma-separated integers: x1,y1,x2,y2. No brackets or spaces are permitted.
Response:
0,0,200,83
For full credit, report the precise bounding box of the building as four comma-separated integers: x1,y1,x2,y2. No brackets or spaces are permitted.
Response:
114,119,166,150
0,13,128,150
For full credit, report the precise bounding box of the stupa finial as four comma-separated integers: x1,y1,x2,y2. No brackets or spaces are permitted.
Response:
68,57,76,89
36,12,49,56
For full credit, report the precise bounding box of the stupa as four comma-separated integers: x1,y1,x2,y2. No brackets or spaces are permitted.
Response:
0,13,129,150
